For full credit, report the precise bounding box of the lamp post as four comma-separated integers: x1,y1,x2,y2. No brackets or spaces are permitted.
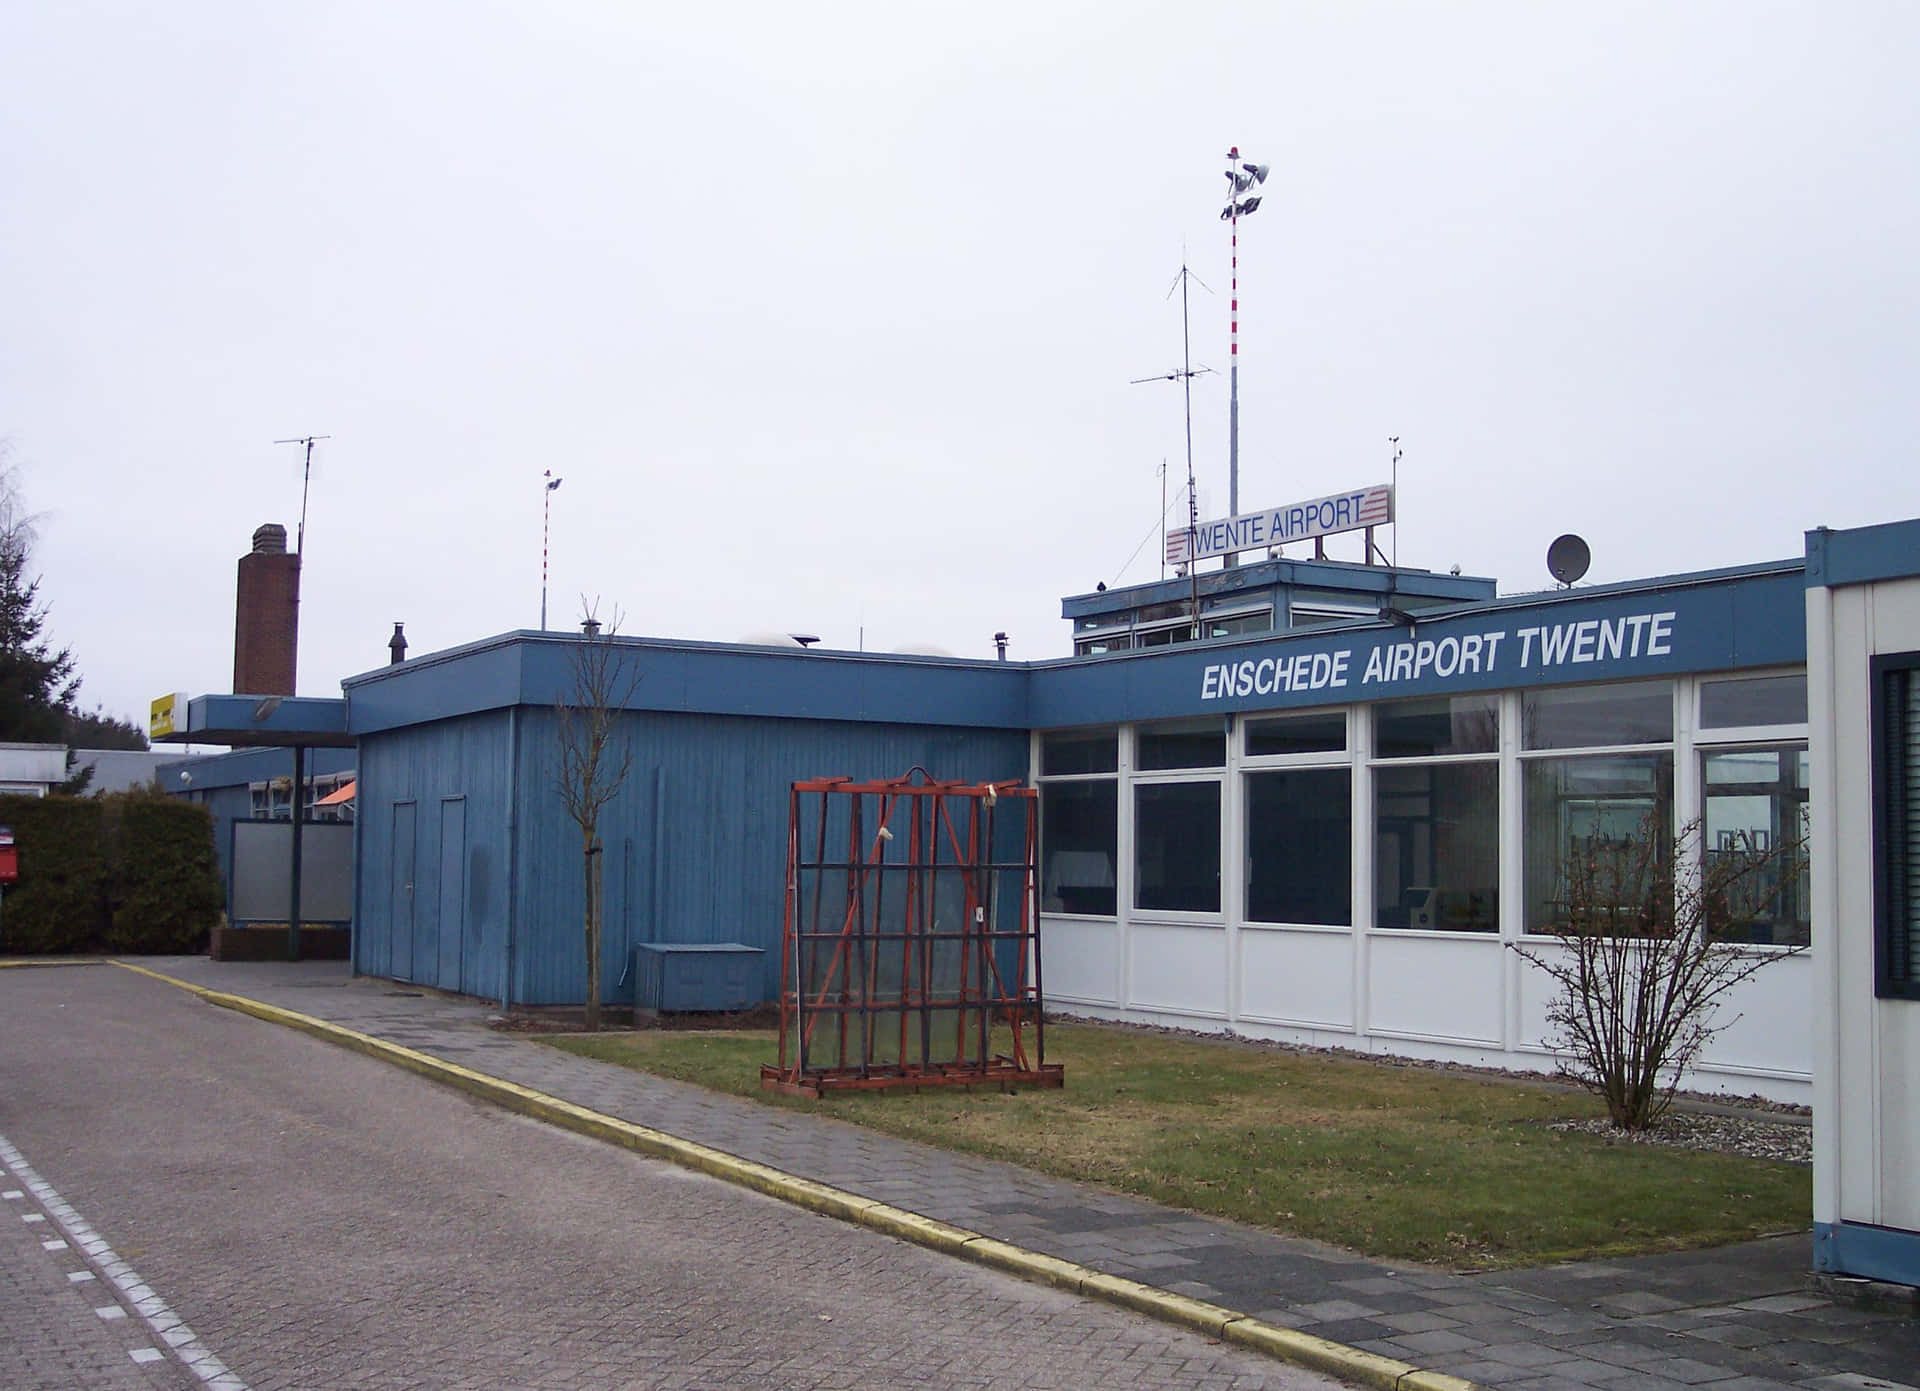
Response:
1220,148,1268,567
541,470,563,629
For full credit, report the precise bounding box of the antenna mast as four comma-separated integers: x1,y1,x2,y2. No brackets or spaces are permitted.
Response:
1158,459,1167,584
273,435,331,556
1130,262,1212,621
1185,450,1202,639
1390,436,1402,568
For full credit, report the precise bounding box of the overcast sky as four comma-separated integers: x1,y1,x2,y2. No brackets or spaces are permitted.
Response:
3,2,1915,728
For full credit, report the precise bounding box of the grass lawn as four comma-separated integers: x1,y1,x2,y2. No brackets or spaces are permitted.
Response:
544,1022,1810,1270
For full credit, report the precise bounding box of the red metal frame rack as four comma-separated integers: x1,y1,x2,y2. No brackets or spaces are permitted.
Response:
762,768,1063,1098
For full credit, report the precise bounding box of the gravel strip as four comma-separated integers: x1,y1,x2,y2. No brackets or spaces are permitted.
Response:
1550,1111,1812,1164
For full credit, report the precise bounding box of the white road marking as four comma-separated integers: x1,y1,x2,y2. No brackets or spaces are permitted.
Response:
97,1305,128,1320
0,1131,249,1390
69,1269,97,1282
22,1211,45,1222
3,1189,22,1199
42,1238,69,1251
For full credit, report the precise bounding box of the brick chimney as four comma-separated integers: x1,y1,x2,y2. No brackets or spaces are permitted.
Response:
234,523,300,695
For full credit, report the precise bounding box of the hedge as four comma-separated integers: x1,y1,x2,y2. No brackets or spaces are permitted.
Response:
104,795,225,952
0,792,223,954
0,796,106,953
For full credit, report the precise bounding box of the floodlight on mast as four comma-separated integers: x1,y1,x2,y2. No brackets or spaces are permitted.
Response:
541,470,563,630
1220,149,1267,566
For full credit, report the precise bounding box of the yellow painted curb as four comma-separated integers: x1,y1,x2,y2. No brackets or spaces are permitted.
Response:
1396,1372,1484,1391
962,1236,1102,1294
1075,1269,1238,1337
860,1207,979,1256
112,960,1482,1391
0,957,101,969
1222,1319,1425,1391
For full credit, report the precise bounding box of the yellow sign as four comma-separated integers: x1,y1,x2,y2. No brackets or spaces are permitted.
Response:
149,692,188,741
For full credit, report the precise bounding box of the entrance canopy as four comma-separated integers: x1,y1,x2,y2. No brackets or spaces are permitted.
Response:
149,693,352,749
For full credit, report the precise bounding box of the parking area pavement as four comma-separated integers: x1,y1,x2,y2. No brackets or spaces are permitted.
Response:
114,958,1920,1390
0,1142,201,1391
0,961,1339,1391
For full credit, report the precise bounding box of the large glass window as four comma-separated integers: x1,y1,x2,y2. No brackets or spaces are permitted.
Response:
1138,720,1227,771
1873,655,1920,998
1704,746,1809,946
1245,710,1346,757
1040,781,1117,915
1246,769,1351,925
1203,609,1272,639
1523,754,1674,935
1039,729,1118,916
1374,763,1498,931
1701,674,1808,730
1135,781,1221,913
1375,696,1499,758
1523,681,1673,749
1135,624,1195,649
1041,731,1118,776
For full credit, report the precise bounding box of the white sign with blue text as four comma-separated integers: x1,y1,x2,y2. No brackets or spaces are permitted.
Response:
1167,483,1393,566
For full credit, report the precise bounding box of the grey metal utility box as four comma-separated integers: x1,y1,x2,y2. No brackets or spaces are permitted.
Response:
633,943,765,1013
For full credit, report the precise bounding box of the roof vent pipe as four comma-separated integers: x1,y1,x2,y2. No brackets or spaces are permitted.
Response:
389,621,408,664
581,616,601,636
994,631,1009,661
251,523,288,555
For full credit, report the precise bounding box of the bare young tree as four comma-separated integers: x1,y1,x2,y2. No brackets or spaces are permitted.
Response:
555,601,641,1030
1510,812,1805,1130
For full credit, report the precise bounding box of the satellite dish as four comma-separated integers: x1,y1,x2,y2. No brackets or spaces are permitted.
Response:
1547,533,1592,586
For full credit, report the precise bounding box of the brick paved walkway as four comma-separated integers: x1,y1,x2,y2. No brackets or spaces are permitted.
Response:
138,958,1920,1391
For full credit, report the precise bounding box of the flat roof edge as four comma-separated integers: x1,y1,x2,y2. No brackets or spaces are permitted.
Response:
153,694,354,748
1806,518,1920,589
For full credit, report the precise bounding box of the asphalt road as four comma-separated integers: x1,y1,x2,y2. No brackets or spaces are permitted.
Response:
0,964,1341,1390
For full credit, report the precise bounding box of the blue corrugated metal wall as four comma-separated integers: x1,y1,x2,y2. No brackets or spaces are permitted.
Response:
494,710,1027,1006
353,709,515,1001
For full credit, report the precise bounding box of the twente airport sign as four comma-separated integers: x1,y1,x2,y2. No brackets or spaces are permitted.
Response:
1025,566,1809,729
1166,483,1393,566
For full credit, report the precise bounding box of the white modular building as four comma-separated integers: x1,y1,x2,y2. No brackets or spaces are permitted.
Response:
1806,518,1920,1286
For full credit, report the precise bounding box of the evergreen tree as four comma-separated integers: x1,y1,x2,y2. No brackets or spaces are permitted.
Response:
0,533,78,742
63,706,148,751
0,452,78,744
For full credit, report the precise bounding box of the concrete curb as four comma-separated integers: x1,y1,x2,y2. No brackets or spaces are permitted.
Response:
112,960,1480,1391
0,956,102,969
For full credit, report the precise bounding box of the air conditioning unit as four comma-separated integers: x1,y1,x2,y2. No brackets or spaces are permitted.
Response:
632,943,765,1014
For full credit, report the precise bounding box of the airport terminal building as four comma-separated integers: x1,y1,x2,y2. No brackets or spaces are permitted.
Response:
162,530,1811,1096
156,508,1920,1286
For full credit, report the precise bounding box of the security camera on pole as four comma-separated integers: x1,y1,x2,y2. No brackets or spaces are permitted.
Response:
1220,148,1268,567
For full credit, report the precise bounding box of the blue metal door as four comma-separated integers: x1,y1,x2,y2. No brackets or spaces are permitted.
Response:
391,801,417,981
436,797,466,992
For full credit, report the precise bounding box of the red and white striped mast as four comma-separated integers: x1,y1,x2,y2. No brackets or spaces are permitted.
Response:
1221,147,1268,567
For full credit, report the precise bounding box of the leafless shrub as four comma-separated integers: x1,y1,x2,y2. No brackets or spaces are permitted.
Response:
1510,811,1804,1130
555,600,641,1031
